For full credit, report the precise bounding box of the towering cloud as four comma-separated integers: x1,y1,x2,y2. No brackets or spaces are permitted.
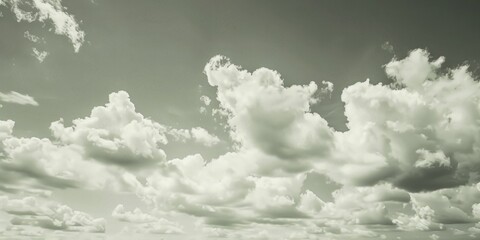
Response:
205,55,334,172
321,49,480,192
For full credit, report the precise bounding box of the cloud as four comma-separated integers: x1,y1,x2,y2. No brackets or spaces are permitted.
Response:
393,205,444,231
203,51,480,192
0,90,226,194
0,120,14,141
112,204,183,234
385,49,444,89
0,91,38,106
1,0,85,52
32,48,48,62
168,127,220,147
315,183,410,226
199,95,211,114
0,196,105,233
200,95,211,106
0,134,124,190
127,153,256,225
392,184,480,231
318,49,480,191
24,31,40,43
122,51,480,236
204,55,334,170
50,91,169,169
1,48,480,238
190,127,220,147
120,220,183,235
112,204,157,223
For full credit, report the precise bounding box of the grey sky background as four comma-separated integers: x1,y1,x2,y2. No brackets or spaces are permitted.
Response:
1,1,480,240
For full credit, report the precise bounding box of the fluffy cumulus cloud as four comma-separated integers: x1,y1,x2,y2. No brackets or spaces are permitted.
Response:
0,90,220,195
321,49,480,192
168,126,220,147
0,91,38,106
115,50,480,239
0,196,105,233
2,49,480,239
392,183,480,232
0,135,121,190
50,91,169,169
204,55,334,171
0,0,85,52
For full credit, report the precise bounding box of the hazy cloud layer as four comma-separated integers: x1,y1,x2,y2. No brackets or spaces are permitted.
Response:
0,196,105,233
112,204,183,234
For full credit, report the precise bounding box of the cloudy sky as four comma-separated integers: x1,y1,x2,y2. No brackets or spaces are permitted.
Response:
1,0,480,239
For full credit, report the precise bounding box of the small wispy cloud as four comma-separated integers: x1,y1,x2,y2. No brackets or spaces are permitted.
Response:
24,31,41,43
0,91,39,106
32,48,48,62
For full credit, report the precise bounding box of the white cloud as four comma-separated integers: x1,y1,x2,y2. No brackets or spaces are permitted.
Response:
0,134,123,190
122,51,480,237
199,95,211,114
316,184,409,226
0,120,14,141
0,196,105,233
393,184,480,231
2,49,480,238
119,220,183,235
414,149,451,168
200,95,211,106
167,126,220,147
385,49,444,89
430,233,440,240
204,55,334,170
1,0,85,52
0,91,38,106
318,49,480,191
32,48,48,62
112,204,157,223
190,127,220,147
23,31,40,43
393,205,444,231
50,91,169,169
112,204,183,234
473,203,480,219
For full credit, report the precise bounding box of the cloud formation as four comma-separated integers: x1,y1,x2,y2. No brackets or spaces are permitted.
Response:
113,50,480,238
0,91,38,106
0,0,85,52
0,196,105,233
112,204,183,234
322,49,480,192
205,55,334,171
1,48,480,239
168,127,220,147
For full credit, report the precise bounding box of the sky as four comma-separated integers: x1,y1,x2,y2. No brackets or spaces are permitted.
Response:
1,0,480,239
